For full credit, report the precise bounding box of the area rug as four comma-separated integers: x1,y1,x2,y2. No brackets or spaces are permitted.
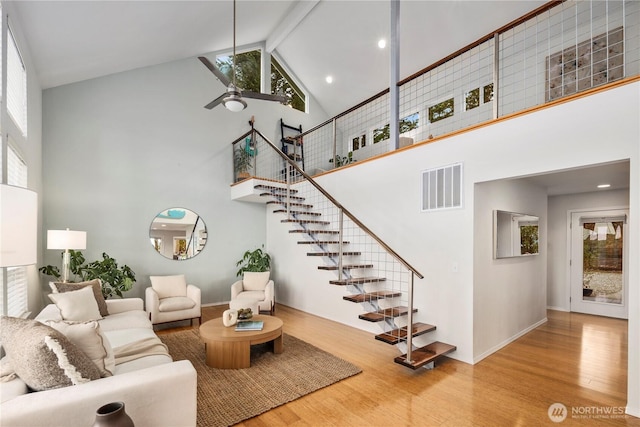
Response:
160,329,361,427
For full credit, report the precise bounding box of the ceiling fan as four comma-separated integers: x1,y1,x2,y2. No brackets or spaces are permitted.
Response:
198,0,287,112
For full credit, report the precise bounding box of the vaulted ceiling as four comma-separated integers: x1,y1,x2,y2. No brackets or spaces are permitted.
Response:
10,0,546,117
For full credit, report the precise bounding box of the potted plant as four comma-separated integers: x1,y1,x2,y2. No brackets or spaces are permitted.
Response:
235,247,271,277
234,147,253,181
329,151,354,168
39,251,136,299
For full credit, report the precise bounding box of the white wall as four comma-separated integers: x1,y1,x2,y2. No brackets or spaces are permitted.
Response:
547,189,629,311
1,2,44,315
267,81,639,415
41,55,328,308
473,178,547,362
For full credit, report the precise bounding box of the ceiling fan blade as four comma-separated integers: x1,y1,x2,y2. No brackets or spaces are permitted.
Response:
198,56,231,87
242,91,288,104
204,93,226,110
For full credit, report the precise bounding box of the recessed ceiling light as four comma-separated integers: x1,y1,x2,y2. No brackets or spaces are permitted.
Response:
325,75,333,84
597,184,611,188
378,39,386,49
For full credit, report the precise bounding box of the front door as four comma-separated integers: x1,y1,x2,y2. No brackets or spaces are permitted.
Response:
570,209,628,319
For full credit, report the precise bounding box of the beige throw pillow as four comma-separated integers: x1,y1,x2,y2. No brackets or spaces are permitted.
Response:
242,271,270,291
150,275,187,299
51,279,109,317
49,286,103,321
45,320,115,377
0,316,101,391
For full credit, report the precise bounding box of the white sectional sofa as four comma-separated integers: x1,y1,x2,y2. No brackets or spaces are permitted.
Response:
0,298,197,427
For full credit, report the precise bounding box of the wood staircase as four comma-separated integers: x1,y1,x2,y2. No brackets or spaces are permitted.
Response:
256,183,456,369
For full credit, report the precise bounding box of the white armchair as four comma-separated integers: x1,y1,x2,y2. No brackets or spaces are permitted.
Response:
231,271,275,315
146,274,201,326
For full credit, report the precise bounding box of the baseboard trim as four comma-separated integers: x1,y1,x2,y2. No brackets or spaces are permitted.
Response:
626,405,640,419
547,305,569,312
473,317,548,364
202,302,229,308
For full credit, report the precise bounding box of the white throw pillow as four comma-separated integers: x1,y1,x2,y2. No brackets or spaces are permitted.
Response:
150,275,187,299
48,286,103,321
45,320,115,377
242,271,270,291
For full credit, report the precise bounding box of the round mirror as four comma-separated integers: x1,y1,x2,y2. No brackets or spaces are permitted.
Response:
149,208,207,260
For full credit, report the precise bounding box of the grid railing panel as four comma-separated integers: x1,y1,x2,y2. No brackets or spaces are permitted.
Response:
293,0,638,175
236,130,421,354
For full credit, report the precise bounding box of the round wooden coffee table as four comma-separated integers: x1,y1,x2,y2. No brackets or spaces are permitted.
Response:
199,315,283,369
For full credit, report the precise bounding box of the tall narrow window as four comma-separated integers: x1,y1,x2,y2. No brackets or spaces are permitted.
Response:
483,83,494,103
7,141,27,187
465,88,480,111
1,267,28,317
271,56,306,112
7,25,27,136
216,49,261,93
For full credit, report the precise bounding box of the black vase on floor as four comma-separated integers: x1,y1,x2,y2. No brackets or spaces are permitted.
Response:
92,402,134,427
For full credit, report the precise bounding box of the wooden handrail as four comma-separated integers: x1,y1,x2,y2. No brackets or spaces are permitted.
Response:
253,128,424,279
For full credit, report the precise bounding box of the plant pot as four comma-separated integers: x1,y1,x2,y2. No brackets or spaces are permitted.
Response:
236,172,250,182
583,288,593,297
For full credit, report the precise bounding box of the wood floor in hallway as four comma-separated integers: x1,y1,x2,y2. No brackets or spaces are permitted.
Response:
158,305,634,426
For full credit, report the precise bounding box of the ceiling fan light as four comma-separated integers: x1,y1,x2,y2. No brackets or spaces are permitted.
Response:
223,95,247,112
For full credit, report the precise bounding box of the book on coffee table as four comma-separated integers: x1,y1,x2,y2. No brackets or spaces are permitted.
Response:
235,320,264,331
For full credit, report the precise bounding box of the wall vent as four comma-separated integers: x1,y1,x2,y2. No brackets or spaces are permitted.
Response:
421,163,463,211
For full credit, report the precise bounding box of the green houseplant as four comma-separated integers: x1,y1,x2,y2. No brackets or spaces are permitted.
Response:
235,247,271,277
39,251,136,299
329,151,353,167
234,147,253,181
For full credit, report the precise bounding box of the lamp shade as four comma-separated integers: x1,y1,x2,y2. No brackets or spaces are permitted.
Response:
0,184,38,267
223,95,246,112
47,229,86,250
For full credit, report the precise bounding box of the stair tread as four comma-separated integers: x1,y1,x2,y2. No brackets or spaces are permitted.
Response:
318,264,373,270
375,322,436,344
343,291,402,303
394,342,457,369
261,192,305,201
282,219,330,225
308,251,361,256
358,306,416,322
273,210,321,216
298,240,349,244
267,201,313,209
289,229,339,234
254,184,298,194
330,276,386,285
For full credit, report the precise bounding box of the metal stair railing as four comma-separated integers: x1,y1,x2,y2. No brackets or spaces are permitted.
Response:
234,127,423,363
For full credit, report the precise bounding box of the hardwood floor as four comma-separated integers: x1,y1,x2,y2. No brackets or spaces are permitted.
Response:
158,305,635,426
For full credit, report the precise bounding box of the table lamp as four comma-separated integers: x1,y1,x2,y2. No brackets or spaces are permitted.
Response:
47,228,86,282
